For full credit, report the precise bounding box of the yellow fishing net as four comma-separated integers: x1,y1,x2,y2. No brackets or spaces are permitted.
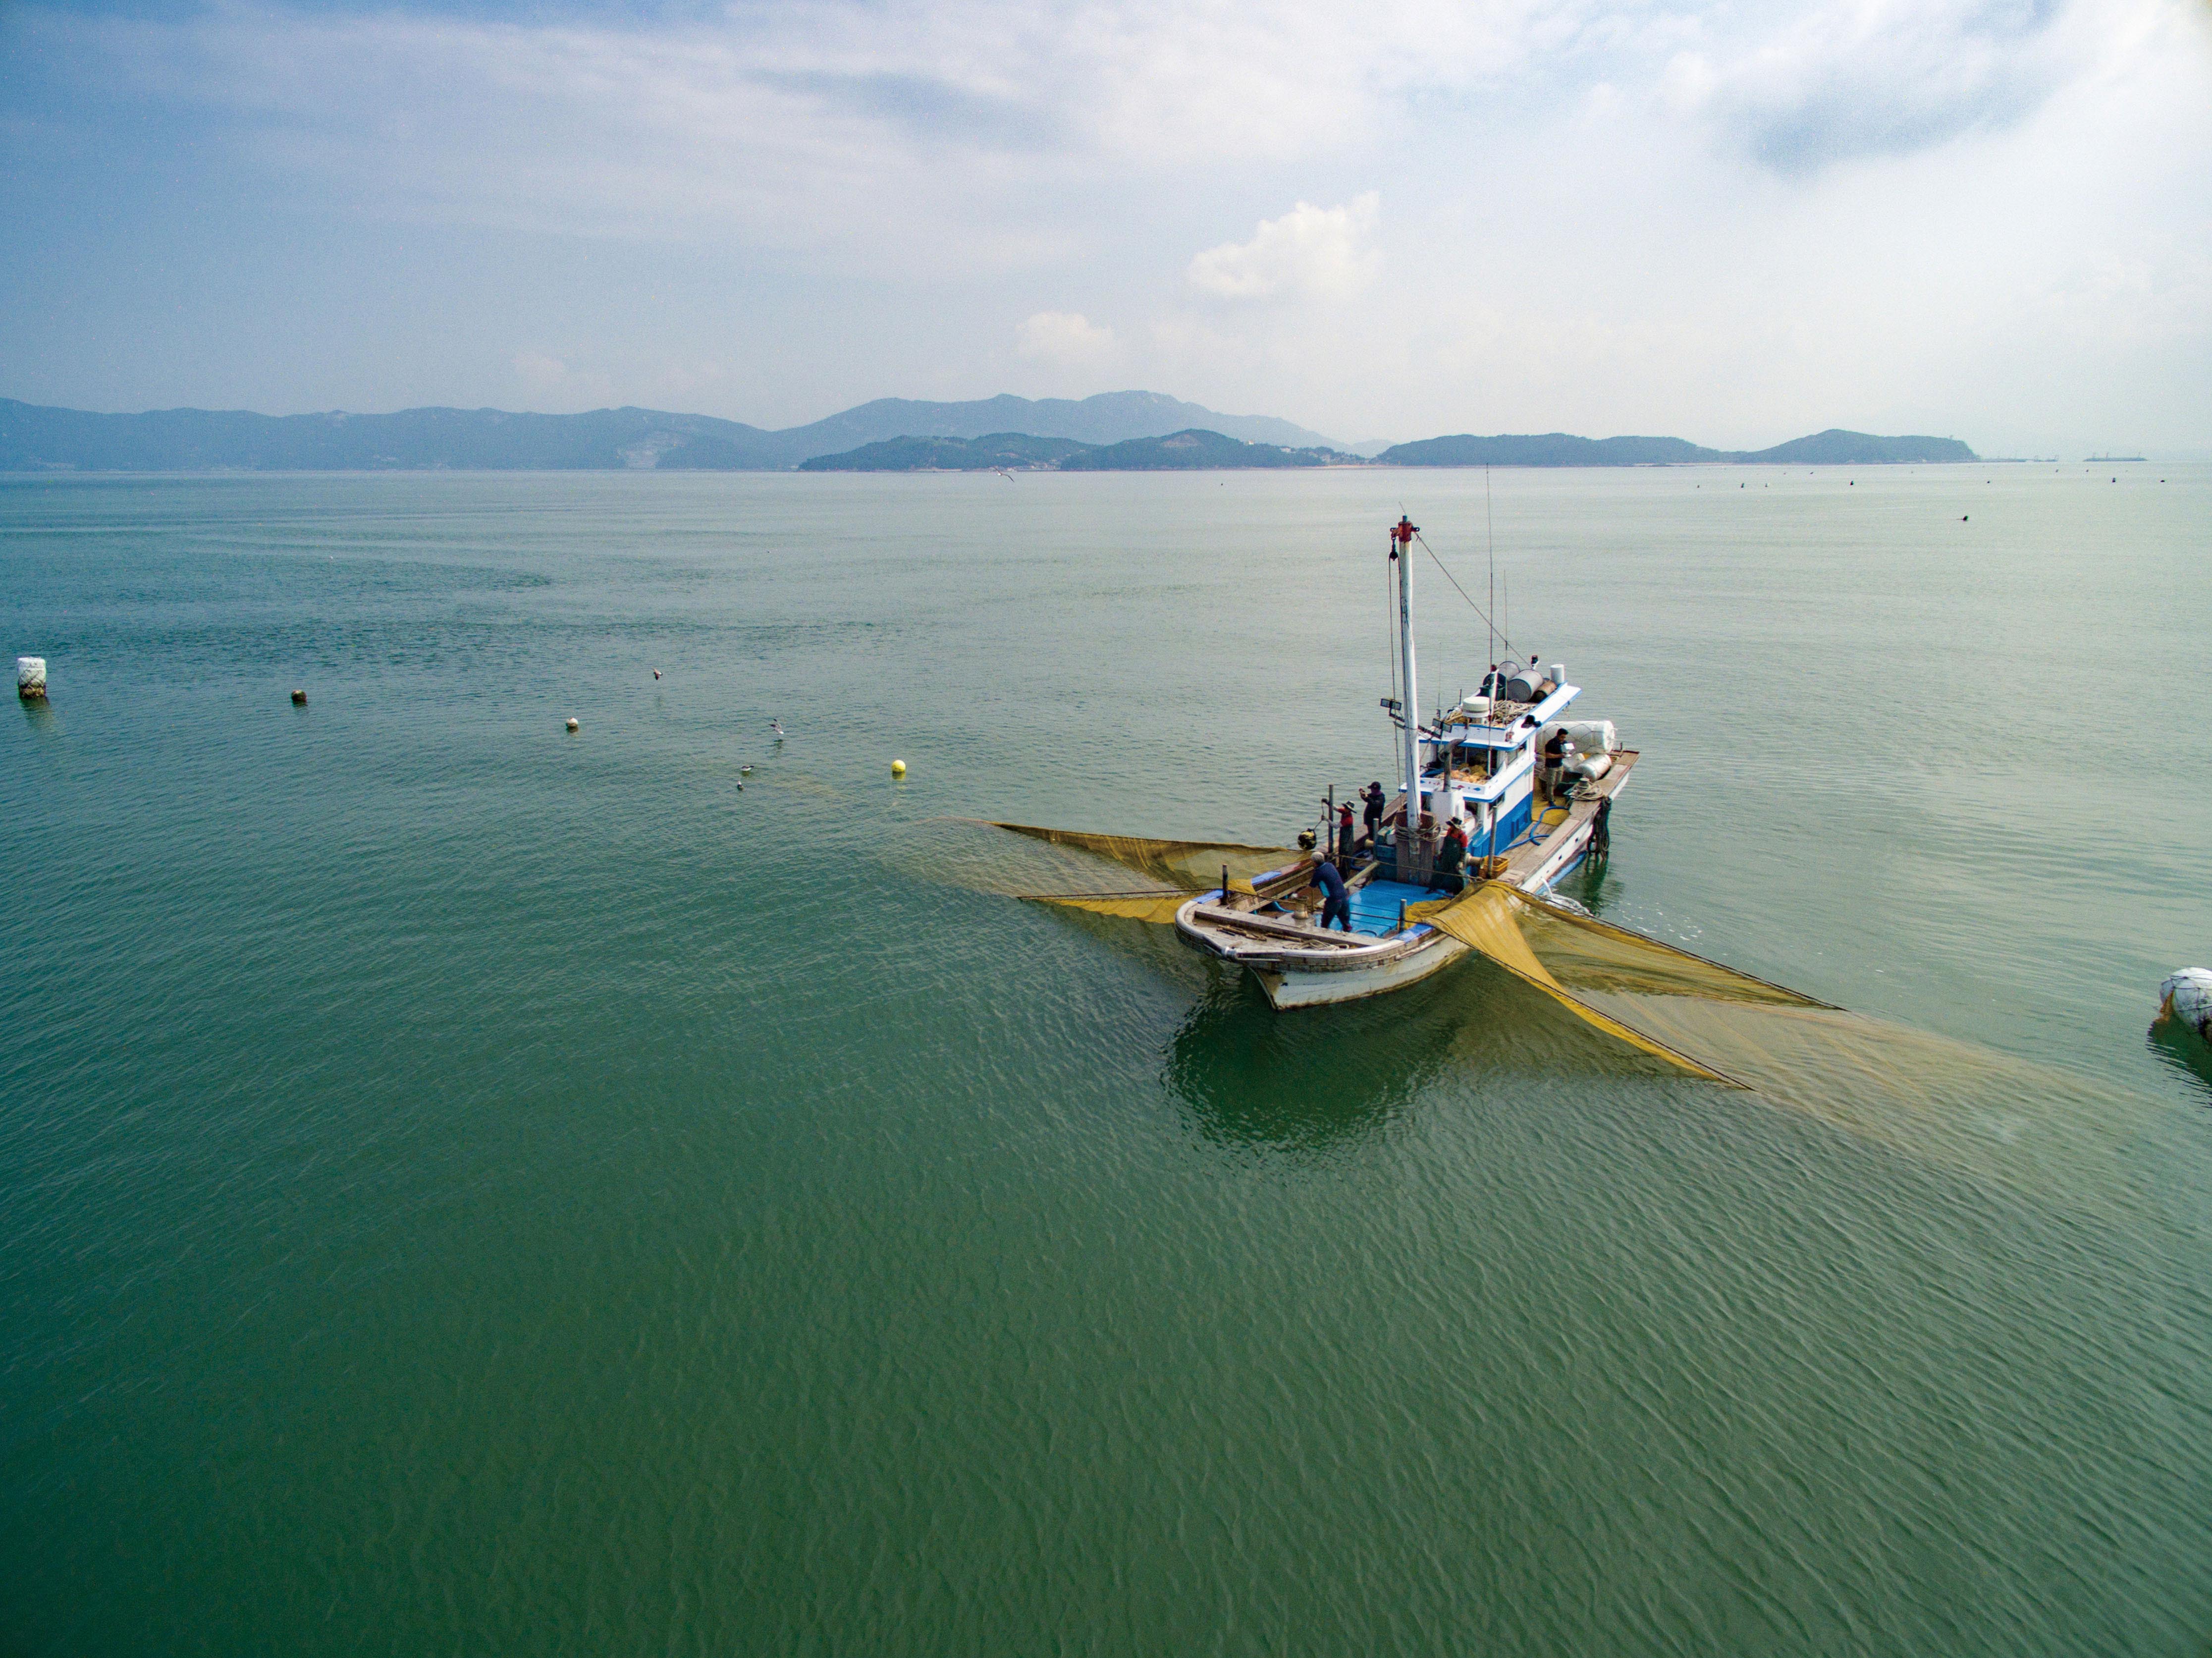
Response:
990,822,1302,889
1029,892,1193,923
948,823,2160,1210
1405,884,1746,1084
1508,891,1834,1009
980,822,1306,923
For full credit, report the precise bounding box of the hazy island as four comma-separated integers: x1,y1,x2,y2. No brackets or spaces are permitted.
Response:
0,392,1979,472
800,429,1347,472
1377,430,1978,467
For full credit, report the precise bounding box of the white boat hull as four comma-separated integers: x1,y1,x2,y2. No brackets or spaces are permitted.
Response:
1255,931,1470,1007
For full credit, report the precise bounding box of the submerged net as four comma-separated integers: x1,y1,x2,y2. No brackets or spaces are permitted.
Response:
1411,881,2155,1204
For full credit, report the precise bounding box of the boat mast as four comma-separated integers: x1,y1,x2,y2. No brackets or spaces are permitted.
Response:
1391,516,1421,835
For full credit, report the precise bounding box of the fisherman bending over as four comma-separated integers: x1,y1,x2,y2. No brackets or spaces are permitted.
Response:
1313,858,1353,932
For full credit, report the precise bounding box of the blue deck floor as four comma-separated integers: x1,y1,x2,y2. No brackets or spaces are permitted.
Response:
1344,879,1437,937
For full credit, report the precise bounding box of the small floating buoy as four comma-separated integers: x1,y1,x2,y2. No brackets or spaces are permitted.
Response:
1960,515,1968,522
740,765,753,775
16,656,47,700
891,759,907,777
565,718,579,732
291,688,307,705
2159,970,2212,1040
653,669,661,680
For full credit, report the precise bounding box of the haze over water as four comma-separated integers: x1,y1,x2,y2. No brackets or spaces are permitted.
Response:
4,465,2210,1654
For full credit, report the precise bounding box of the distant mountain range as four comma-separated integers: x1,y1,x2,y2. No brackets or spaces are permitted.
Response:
1378,430,1977,466
0,391,1338,473
802,426,1975,472
0,393,1976,472
801,429,1345,472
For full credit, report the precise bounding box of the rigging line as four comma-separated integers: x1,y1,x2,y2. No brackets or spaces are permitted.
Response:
1413,531,1515,659
1485,465,1495,671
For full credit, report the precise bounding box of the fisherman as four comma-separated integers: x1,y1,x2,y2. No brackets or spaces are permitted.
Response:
1434,820,1469,892
1361,781,1386,845
1336,800,1356,864
1541,725,1571,796
1313,857,1353,932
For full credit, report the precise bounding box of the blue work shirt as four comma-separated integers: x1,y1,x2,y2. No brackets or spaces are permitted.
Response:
1313,859,1348,903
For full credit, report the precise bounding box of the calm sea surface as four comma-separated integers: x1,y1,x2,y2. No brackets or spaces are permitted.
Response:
4,465,2210,1655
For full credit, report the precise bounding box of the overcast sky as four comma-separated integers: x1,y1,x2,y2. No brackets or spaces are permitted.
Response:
3,0,2208,452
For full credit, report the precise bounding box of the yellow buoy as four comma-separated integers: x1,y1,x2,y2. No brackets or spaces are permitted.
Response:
891,759,907,777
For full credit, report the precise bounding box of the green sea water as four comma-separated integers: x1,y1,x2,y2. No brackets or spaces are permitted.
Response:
4,464,2210,1655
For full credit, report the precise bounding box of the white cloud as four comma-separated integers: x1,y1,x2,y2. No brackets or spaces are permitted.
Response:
1188,196,1381,301
1016,312,1120,369
513,352,570,388
23,0,1585,260
25,0,2154,261
507,351,622,407
1659,0,2120,171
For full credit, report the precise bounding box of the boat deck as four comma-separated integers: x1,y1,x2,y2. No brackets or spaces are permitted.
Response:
1502,750,1638,888
1346,880,1434,937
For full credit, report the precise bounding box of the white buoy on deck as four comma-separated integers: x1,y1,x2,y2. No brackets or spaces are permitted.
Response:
17,657,47,700
2159,970,2212,1040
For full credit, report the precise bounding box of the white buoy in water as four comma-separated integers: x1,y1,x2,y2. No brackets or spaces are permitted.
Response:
565,718,579,732
653,669,661,680
2159,970,2212,1040
740,765,753,775
17,657,47,700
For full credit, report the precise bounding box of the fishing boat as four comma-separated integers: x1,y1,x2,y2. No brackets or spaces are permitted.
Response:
1173,515,1638,1008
